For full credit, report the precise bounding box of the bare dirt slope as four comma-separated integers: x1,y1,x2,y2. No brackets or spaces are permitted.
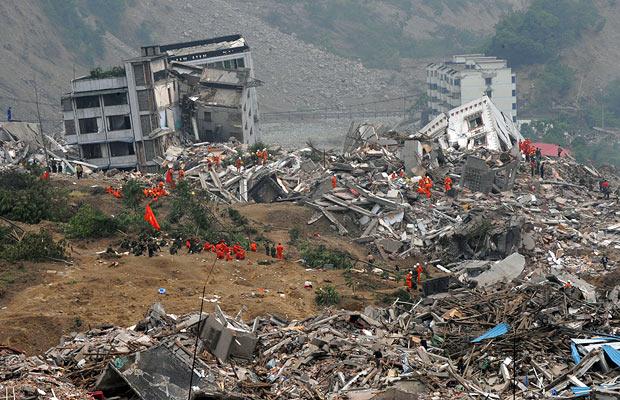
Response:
0,177,400,355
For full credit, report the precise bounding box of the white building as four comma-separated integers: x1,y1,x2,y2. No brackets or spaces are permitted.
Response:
62,35,261,170
143,35,261,144
62,56,180,171
417,96,522,153
427,55,517,123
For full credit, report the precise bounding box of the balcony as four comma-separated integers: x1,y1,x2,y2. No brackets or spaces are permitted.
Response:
87,154,137,169
71,129,135,144
72,77,127,93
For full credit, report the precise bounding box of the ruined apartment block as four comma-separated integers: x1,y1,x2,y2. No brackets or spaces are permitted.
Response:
427,54,517,123
145,34,261,145
62,35,260,170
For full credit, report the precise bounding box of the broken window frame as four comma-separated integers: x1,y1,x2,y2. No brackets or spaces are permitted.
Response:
75,96,100,109
108,141,135,157
102,93,128,107
81,143,102,159
78,117,98,134
107,115,132,131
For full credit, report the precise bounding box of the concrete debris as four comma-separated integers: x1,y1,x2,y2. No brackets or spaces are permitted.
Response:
4,272,620,399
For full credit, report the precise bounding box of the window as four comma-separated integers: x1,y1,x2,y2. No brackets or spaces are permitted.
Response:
61,98,73,112
103,93,127,106
75,96,99,109
167,87,172,104
454,79,460,86
485,90,492,98
485,77,492,85
512,75,516,84
81,143,102,159
512,103,517,110
140,115,152,135
237,58,245,68
466,114,483,130
137,90,153,111
78,117,98,134
512,89,516,97
133,64,146,86
109,142,135,157
107,115,131,131
64,120,76,135
513,116,517,122
203,111,212,122
153,70,167,82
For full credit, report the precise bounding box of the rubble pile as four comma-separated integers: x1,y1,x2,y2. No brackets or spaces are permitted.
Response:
4,276,620,399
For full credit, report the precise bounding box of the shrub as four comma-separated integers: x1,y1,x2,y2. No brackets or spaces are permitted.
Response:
65,205,118,239
301,244,353,269
228,208,248,226
168,181,217,238
288,226,301,244
122,180,144,210
0,172,70,223
115,211,150,234
0,230,66,262
315,285,340,306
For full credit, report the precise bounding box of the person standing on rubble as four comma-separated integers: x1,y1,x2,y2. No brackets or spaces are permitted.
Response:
530,158,536,177
602,255,609,269
262,148,268,165
601,179,610,199
444,175,453,192
557,145,563,158
539,161,545,179
535,147,542,160
276,242,284,260
405,270,413,292
424,175,433,199
235,157,243,172
416,263,423,286
264,242,270,256
75,164,83,179
165,167,175,187
270,244,277,258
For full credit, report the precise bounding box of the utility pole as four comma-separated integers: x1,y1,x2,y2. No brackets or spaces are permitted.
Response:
33,79,50,167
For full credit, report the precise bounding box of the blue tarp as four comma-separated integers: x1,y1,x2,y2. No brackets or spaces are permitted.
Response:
603,345,620,368
571,386,591,397
471,322,510,343
571,342,581,364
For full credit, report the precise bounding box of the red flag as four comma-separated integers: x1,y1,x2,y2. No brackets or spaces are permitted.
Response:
144,203,160,231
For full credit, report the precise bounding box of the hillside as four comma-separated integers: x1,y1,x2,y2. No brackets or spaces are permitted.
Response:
1,0,619,137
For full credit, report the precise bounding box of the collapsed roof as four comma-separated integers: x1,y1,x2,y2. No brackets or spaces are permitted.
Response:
416,96,522,152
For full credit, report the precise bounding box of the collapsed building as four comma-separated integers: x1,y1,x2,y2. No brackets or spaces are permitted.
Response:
61,35,261,171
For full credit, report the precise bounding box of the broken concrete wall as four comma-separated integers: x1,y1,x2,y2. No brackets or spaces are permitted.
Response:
200,314,257,362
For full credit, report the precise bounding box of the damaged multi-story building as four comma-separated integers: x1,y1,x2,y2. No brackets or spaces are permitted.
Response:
427,54,517,123
62,35,261,170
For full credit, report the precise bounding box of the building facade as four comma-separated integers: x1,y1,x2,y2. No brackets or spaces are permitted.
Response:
62,35,260,170
427,55,517,122
143,35,260,144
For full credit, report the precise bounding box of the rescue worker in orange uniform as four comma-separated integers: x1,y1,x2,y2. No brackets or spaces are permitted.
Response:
235,157,243,172
250,241,257,252
423,175,433,199
331,175,337,189
235,248,246,260
276,242,284,260
165,168,175,186
444,176,453,192
416,263,423,285
417,178,428,197
405,271,413,291
178,168,185,180
262,149,268,164
203,241,212,252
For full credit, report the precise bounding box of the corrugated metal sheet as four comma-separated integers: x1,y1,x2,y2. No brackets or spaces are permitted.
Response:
603,345,620,367
471,322,510,343
571,342,582,364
